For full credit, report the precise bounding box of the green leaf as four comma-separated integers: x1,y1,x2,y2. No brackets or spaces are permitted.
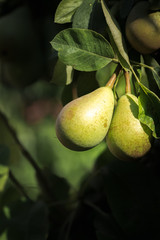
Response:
138,84,160,138
51,59,67,85
72,0,96,29
0,166,9,192
54,0,83,24
66,65,74,85
152,66,160,89
0,145,10,166
96,61,118,87
51,28,114,71
143,55,160,90
0,200,49,240
101,0,130,70
0,144,10,193
140,55,150,89
0,114,41,200
51,59,74,85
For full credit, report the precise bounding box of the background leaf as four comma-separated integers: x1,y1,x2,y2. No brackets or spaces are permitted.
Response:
96,61,118,87
138,84,160,138
51,28,114,71
0,114,42,200
0,145,9,192
143,55,160,91
101,0,130,70
0,200,48,240
72,0,96,29
54,0,83,24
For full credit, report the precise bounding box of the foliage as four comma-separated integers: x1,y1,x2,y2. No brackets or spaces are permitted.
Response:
0,0,160,239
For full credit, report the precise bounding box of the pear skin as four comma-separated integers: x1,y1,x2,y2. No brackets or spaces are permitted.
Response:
56,86,114,151
125,1,160,54
106,94,152,160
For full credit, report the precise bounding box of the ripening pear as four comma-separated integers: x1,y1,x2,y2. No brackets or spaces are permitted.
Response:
56,86,114,151
106,93,153,160
125,1,160,54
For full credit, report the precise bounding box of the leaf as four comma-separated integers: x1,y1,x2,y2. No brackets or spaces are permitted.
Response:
139,55,150,89
66,65,74,85
0,166,9,192
0,145,10,166
72,0,96,29
101,0,130,70
51,59,74,85
51,59,67,85
0,144,10,193
152,66,160,89
138,84,160,138
1,200,49,240
0,114,41,200
51,28,114,71
96,61,118,87
143,55,160,90
54,0,83,24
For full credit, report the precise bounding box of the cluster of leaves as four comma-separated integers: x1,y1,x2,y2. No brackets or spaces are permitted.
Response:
0,0,160,240
51,0,160,139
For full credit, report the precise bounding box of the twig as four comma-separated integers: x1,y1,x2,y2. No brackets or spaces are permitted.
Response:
9,171,31,200
0,111,54,202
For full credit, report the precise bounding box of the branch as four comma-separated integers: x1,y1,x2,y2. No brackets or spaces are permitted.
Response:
0,111,54,202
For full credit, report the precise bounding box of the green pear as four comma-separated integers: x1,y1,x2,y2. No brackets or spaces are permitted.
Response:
56,86,114,151
125,1,160,54
106,93,152,160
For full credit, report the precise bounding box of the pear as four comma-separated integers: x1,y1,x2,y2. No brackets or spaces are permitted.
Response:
125,1,160,54
56,86,114,151
106,93,152,160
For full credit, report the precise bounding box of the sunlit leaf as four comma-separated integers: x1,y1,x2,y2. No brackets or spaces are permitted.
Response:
54,0,83,24
101,0,130,70
72,0,96,28
51,28,114,71
66,65,74,85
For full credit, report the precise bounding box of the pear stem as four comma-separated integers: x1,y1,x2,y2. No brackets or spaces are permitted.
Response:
106,64,122,89
125,71,131,94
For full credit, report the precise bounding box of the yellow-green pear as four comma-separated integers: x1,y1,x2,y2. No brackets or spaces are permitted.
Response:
106,93,152,160
56,86,114,151
125,1,160,54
